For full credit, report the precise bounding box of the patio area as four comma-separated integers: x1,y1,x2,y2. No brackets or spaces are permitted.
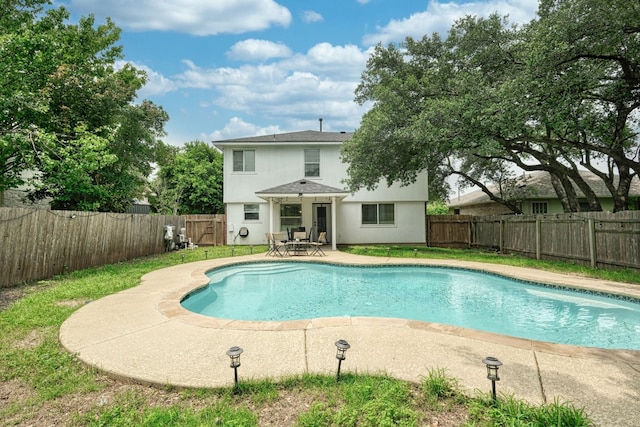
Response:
59,251,640,427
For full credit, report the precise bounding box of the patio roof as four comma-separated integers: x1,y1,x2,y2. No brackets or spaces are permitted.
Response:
255,179,349,199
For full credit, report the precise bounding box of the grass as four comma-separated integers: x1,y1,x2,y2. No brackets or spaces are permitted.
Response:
0,245,608,426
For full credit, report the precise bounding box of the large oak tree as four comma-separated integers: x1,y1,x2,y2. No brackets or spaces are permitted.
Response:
342,0,640,212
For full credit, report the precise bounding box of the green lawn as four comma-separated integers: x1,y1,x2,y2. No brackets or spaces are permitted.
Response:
0,246,603,426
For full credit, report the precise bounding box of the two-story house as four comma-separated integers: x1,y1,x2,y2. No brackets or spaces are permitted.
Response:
213,130,428,250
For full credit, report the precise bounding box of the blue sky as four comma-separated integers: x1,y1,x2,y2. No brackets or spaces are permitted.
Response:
56,0,539,146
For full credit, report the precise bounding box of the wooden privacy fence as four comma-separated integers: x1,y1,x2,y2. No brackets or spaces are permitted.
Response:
0,207,184,288
427,212,640,270
184,214,226,246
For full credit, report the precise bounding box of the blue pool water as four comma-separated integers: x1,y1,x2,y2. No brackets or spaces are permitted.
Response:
180,262,640,350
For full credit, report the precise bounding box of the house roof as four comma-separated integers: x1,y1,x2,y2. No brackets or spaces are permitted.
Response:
213,130,353,146
448,170,640,208
255,179,348,198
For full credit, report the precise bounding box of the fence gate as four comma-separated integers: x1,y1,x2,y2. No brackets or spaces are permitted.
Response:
184,214,226,246
426,215,473,248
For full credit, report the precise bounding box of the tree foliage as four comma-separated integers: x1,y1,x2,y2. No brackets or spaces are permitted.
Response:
343,0,640,212
1,0,168,211
151,141,224,215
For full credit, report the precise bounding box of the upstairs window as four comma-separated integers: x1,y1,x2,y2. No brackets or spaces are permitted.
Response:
233,150,255,172
531,202,548,214
304,149,320,177
362,203,395,225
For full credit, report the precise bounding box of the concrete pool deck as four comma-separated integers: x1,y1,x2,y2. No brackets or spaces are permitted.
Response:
59,251,640,426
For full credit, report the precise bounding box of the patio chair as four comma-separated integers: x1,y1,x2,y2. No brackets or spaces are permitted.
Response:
265,233,275,256
309,231,327,256
272,232,288,256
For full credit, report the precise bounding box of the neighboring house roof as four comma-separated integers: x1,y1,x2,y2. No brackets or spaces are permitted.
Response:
255,179,348,198
213,130,353,146
449,170,640,208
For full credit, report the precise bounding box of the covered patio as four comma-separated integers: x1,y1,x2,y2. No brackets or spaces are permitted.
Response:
256,179,348,251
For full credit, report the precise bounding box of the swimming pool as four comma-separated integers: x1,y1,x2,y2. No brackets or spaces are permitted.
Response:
180,262,640,350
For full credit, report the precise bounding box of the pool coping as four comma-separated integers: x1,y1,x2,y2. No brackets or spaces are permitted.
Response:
59,251,640,427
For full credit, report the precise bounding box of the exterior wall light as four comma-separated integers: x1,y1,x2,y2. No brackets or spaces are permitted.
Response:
335,339,350,381
226,346,243,390
482,356,502,400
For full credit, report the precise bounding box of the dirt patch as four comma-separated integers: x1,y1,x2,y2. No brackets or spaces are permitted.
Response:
12,329,47,350
55,299,88,308
0,282,51,312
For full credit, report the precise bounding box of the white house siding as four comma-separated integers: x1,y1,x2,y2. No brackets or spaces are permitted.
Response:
337,200,426,245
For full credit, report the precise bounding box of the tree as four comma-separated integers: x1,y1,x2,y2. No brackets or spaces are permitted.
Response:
151,141,224,215
343,0,640,212
1,1,169,211
426,200,450,215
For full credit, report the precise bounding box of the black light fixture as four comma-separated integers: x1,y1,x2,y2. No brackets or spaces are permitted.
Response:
231,246,235,256
204,249,208,259
226,346,243,390
482,356,502,400
335,339,350,381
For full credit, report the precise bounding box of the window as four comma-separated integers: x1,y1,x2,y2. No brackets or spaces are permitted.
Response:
579,202,592,212
304,149,320,177
362,203,395,225
233,150,255,172
280,203,302,229
531,202,548,214
244,204,259,221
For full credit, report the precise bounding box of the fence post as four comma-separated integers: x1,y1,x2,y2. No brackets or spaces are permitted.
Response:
535,216,541,260
588,218,596,268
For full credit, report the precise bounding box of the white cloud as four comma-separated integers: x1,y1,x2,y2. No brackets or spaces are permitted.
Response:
302,10,323,23
226,39,292,61
120,61,178,97
362,0,538,45
68,0,292,35
174,42,371,135
207,117,283,140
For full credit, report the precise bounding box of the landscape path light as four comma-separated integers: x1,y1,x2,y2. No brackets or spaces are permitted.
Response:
204,249,208,259
335,339,350,381
226,346,243,390
482,356,502,400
